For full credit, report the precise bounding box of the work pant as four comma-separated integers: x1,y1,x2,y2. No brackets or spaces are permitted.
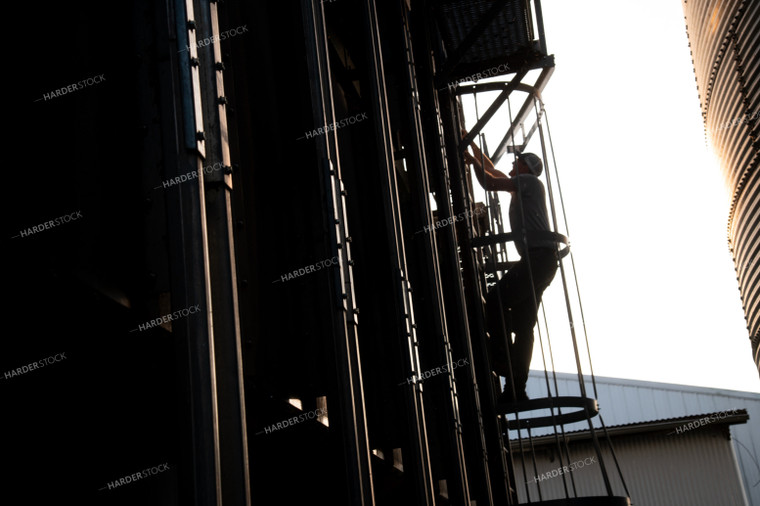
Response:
485,248,558,394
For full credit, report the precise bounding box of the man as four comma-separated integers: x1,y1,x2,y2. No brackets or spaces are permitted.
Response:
463,136,558,403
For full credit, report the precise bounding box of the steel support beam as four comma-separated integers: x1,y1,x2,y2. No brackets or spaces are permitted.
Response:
359,0,437,503
301,1,376,504
396,1,472,503
195,0,252,504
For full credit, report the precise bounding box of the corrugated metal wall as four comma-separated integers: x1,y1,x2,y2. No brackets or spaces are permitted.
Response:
513,426,748,506
517,372,760,505
682,0,760,370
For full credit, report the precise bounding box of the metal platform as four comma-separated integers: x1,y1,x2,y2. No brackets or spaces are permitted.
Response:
434,0,551,84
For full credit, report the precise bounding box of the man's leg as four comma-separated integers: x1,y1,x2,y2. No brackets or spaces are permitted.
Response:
509,301,538,394
508,250,559,394
486,260,533,400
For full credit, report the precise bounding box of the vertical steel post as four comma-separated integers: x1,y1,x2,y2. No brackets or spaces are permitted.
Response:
301,1,376,504
358,0,437,502
194,0,252,504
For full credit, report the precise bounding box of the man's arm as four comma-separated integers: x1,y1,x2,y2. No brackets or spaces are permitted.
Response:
463,137,515,192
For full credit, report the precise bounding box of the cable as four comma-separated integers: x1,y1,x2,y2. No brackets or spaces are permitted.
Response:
543,108,599,400
539,304,576,498
534,99,617,497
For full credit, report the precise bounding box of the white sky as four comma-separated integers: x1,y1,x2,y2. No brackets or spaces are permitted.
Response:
461,0,758,393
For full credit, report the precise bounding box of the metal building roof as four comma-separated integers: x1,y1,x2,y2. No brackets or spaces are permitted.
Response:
510,409,749,448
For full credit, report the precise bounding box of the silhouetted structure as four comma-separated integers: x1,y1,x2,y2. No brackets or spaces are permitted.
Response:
7,1,631,505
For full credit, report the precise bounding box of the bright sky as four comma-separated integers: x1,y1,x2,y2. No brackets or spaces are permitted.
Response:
461,0,758,393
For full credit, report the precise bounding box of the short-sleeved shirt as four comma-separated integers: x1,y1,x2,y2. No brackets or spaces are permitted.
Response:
508,174,555,257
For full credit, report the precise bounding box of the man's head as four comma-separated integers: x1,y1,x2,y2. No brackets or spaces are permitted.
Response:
510,152,543,177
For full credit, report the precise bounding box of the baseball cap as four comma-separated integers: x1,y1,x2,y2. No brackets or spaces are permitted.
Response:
516,152,543,176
